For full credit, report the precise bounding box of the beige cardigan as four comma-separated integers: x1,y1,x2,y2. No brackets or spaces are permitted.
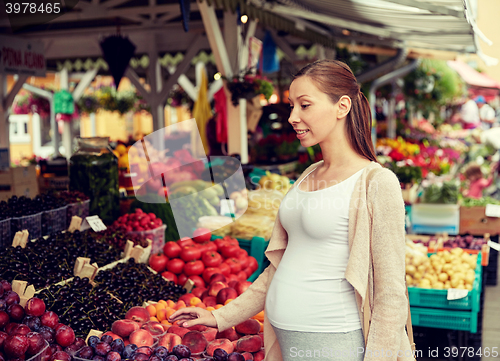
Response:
212,161,414,361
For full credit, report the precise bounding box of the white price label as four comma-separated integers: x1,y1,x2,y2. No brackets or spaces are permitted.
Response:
488,240,500,252
485,204,500,218
84,216,107,232
447,288,469,300
219,199,235,217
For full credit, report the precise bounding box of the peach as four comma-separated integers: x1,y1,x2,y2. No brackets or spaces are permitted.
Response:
208,282,228,297
125,307,151,325
191,287,206,298
167,326,190,338
235,281,252,296
257,332,264,344
232,340,238,351
241,352,254,360
178,294,196,305
253,350,265,361
236,335,262,353
158,333,182,352
206,338,234,356
129,329,154,347
202,327,217,342
216,328,239,341
228,280,239,289
141,321,165,336
188,325,207,332
216,288,238,305
235,319,260,335
200,290,209,300
111,319,140,338
209,274,227,284
202,296,217,308
156,309,168,322
181,331,208,354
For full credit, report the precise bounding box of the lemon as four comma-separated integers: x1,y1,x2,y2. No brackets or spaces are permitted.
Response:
118,154,130,170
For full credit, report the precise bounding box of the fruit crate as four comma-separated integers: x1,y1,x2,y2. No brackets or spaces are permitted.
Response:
211,235,270,282
42,205,68,236
408,253,482,312
66,199,90,226
0,218,11,249
11,212,42,241
409,307,479,333
127,224,166,255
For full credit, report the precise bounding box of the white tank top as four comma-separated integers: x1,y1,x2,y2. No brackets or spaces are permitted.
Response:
265,167,364,332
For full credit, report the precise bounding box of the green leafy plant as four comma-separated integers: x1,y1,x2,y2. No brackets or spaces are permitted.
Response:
224,68,275,106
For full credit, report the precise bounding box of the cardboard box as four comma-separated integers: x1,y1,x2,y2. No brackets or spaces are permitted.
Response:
12,165,37,186
460,206,500,236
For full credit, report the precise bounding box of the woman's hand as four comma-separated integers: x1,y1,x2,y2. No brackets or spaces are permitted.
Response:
168,307,218,328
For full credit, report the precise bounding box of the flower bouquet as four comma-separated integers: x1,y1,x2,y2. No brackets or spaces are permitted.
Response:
225,69,274,106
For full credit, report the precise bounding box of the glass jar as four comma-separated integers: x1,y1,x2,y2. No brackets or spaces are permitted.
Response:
69,137,119,224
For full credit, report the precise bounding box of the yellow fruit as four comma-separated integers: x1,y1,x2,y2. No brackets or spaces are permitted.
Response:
438,273,448,282
146,305,156,317
116,144,127,156
206,306,216,312
118,154,130,170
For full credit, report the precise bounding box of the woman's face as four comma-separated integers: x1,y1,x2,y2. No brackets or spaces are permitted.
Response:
288,76,342,148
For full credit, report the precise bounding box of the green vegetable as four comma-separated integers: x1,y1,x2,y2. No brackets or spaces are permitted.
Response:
422,180,459,204
69,140,119,225
461,196,500,207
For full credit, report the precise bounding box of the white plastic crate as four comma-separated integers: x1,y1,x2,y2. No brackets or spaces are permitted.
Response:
411,204,460,235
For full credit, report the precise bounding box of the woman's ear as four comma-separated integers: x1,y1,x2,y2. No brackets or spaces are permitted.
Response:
337,95,352,119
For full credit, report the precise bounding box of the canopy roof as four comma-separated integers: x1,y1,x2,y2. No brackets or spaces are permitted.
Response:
0,0,485,65
447,59,500,89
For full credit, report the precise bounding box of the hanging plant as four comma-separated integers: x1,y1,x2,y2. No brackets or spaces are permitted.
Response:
77,95,100,114
224,68,275,106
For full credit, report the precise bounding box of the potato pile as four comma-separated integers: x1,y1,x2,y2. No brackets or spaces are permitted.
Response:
405,247,477,290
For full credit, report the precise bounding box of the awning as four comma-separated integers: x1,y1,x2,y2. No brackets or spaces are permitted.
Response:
447,59,500,89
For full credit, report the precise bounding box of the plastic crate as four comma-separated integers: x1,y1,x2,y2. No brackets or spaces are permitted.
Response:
411,204,460,235
128,224,166,254
0,218,11,249
66,199,90,226
42,206,68,236
11,212,42,240
408,253,482,312
410,307,479,333
211,235,270,282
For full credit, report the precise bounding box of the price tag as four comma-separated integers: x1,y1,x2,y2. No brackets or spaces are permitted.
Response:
447,288,469,300
485,204,500,218
82,216,107,232
219,199,235,217
488,240,500,252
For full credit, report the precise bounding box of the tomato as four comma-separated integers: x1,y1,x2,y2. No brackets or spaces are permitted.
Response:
218,262,231,277
235,249,249,268
201,251,223,268
163,241,181,258
203,241,217,253
180,245,202,262
178,273,188,286
177,237,195,248
247,256,259,273
161,271,178,284
222,236,239,247
220,244,240,259
183,260,205,276
196,243,209,254
242,266,254,278
187,275,205,289
192,228,212,243
149,253,168,273
202,267,221,283
224,258,242,274
166,258,185,274
236,270,248,281
214,238,227,251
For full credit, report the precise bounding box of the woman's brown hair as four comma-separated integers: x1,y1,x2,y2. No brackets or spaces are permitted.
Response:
294,59,377,162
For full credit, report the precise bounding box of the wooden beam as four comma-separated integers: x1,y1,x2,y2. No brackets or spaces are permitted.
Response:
125,68,152,102
199,1,233,78
268,28,298,63
239,19,258,72
73,68,98,101
4,75,29,110
158,35,204,104
103,0,135,9
157,11,181,23
223,11,239,75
